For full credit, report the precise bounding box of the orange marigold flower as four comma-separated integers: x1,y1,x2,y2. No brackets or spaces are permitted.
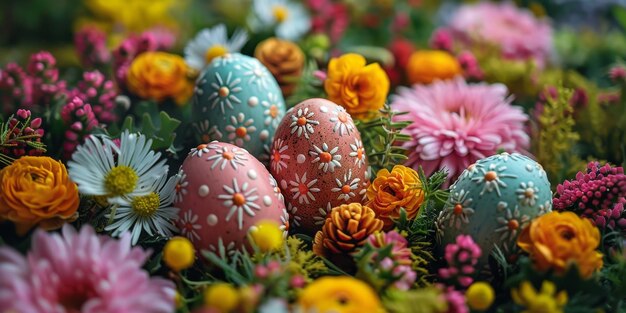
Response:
517,211,603,279
366,165,425,229
406,50,462,85
0,156,79,235
324,53,390,117
127,51,195,106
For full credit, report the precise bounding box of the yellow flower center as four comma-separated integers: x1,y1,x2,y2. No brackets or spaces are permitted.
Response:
528,294,558,313
104,166,138,196
272,5,289,23
205,45,228,64
131,192,160,217
236,127,248,138
163,237,195,272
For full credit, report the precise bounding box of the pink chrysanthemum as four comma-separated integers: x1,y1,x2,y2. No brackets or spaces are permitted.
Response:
447,2,553,67
0,225,175,313
392,78,529,185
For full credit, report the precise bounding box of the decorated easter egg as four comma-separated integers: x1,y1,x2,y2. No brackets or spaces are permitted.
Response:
270,98,371,235
174,141,286,257
192,53,286,162
437,152,552,273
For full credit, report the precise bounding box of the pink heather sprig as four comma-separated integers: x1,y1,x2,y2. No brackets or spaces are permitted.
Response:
60,97,99,159
307,0,349,44
443,287,469,313
609,65,626,83
554,162,626,231
0,63,33,114
368,231,412,266
74,27,111,69
430,28,454,51
438,235,481,290
27,51,66,106
70,70,118,123
0,109,45,162
457,51,484,81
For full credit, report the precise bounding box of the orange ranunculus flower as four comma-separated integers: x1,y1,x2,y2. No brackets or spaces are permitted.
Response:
324,53,390,117
127,51,195,106
517,211,603,278
0,156,79,235
366,165,425,229
406,50,462,85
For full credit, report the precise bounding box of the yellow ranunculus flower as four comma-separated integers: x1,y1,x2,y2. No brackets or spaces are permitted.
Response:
0,156,79,235
511,281,568,313
127,52,195,106
406,50,462,85
324,53,390,117
366,165,425,229
249,220,284,252
163,236,195,272
297,276,385,313
517,211,603,278
82,0,182,33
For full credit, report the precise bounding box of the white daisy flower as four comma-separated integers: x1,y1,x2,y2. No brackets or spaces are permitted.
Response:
329,107,354,136
193,119,223,142
105,174,180,245
252,0,311,41
289,107,319,139
270,139,290,173
262,92,284,128
516,181,539,207
495,206,530,243
207,71,243,114
184,24,249,70
68,131,168,203
189,143,212,158
242,59,273,90
217,178,260,230
289,172,320,204
349,139,366,168
471,163,518,197
225,112,257,147
174,168,188,203
309,142,342,173
179,209,201,241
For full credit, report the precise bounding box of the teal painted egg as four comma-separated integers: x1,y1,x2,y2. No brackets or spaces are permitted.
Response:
437,152,552,273
192,53,286,162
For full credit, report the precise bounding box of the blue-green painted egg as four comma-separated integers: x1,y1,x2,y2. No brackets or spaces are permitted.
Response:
437,152,552,273
192,53,286,162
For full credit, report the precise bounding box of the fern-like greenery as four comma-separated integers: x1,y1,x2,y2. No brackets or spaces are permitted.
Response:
356,103,412,174
0,114,47,166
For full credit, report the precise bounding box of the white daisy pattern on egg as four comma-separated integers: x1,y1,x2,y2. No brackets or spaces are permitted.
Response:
309,143,342,173
329,106,354,136
211,53,239,68
331,169,361,201
435,210,446,244
349,138,366,168
262,92,284,128
189,143,212,158
270,139,290,173
208,237,237,259
193,119,223,142
471,163,518,197
279,208,290,237
242,59,272,90
269,175,284,203
289,172,320,204
218,178,260,230
287,202,302,228
207,144,247,170
516,181,539,206
314,202,333,226
225,112,257,147
207,71,242,114
441,189,475,229
494,206,530,243
289,107,319,139
179,209,201,241
174,168,188,203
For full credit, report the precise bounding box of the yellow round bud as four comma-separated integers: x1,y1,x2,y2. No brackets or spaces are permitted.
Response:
466,282,495,311
204,283,239,312
249,220,284,252
163,236,195,272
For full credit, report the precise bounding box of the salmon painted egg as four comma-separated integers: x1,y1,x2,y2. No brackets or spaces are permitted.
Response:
174,141,287,256
270,98,371,235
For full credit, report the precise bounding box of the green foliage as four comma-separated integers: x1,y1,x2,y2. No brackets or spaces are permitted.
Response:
383,287,447,313
120,110,181,152
531,86,582,185
286,59,326,108
279,236,329,280
356,103,411,174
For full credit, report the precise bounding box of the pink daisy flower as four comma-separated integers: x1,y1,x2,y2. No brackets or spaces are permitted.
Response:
392,78,529,185
0,225,175,313
447,2,553,67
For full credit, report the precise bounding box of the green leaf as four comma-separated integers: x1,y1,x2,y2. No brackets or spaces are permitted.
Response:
120,111,181,151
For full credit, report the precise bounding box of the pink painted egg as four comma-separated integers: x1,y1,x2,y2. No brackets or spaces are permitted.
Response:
174,141,286,257
270,98,371,235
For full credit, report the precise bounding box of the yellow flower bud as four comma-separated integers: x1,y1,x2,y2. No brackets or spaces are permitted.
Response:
163,236,195,272
249,220,284,252
466,282,495,311
204,283,239,312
